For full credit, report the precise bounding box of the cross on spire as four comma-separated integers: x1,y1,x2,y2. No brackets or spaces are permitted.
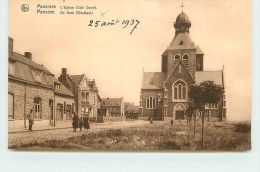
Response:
181,2,184,13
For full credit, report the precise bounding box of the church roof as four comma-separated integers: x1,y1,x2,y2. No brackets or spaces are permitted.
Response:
166,32,196,50
175,12,191,24
195,71,223,86
196,45,204,54
142,72,166,89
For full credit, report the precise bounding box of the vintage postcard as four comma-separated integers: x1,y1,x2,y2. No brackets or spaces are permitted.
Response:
8,0,251,151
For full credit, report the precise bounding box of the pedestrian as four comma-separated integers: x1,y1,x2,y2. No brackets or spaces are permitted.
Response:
83,115,90,131
27,109,34,131
72,113,79,132
79,115,83,132
150,117,153,124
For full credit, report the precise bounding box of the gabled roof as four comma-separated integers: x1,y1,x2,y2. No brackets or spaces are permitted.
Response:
195,71,223,87
166,32,196,50
142,72,166,89
70,75,83,85
101,98,123,106
10,52,53,75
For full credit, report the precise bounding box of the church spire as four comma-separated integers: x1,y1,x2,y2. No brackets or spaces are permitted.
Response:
181,2,184,13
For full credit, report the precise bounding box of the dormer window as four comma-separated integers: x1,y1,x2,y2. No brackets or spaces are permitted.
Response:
34,69,42,82
149,79,153,85
179,40,184,45
55,84,60,90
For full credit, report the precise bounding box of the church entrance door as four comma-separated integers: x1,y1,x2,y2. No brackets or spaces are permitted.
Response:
176,111,185,120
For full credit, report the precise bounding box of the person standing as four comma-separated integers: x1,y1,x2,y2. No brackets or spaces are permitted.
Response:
72,113,79,132
83,115,90,131
78,115,83,132
27,109,34,131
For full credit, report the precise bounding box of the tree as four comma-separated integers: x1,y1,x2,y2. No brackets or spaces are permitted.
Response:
188,80,224,149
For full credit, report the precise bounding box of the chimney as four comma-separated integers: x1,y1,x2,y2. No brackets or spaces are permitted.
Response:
24,52,32,60
62,68,67,75
93,79,96,87
8,37,13,56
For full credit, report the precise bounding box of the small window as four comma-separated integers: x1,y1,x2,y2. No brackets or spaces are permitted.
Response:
158,94,161,101
179,40,184,45
174,55,181,66
182,54,189,69
223,101,226,108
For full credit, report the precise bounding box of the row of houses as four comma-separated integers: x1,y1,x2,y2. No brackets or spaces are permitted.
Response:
8,37,137,130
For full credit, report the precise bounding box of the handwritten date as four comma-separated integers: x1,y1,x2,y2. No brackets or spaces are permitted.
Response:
88,19,140,35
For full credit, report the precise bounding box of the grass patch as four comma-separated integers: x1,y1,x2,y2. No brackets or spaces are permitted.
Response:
11,121,251,151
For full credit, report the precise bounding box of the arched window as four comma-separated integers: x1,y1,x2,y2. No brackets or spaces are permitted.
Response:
174,55,181,66
182,54,189,69
146,96,156,109
173,80,188,101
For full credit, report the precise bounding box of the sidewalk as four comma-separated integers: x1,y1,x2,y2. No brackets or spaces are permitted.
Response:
8,120,148,133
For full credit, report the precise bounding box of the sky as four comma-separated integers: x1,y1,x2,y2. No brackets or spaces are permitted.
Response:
9,0,251,121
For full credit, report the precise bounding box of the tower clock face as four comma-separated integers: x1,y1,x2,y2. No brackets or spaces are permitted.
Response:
180,26,185,31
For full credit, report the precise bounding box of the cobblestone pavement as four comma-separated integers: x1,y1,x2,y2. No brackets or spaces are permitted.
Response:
9,120,148,148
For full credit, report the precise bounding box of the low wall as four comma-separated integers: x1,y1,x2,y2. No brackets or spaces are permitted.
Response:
97,116,126,123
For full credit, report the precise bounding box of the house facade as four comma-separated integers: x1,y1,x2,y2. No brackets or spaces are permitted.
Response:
99,97,125,122
125,103,139,119
8,37,51,128
54,78,75,124
139,12,226,121
58,68,101,119
8,37,76,129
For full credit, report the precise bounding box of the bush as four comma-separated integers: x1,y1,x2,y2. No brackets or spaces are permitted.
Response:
234,122,251,133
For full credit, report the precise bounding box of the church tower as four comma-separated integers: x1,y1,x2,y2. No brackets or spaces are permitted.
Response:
161,11,204,78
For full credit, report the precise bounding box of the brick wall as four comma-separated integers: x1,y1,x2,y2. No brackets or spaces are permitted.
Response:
140,89,163,117
8,79,54,120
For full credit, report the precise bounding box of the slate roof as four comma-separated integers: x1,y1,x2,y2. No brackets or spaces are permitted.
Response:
54,77,74,97
9,52,54,87
166,32,196,50
195,71,223,86
54,77,62,84
55,84,74,97
142,72,166,89
101,98,123,106
10,52,53,75
70,75,83,85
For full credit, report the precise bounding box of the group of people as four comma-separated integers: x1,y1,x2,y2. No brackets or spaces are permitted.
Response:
72,113,90,132
26,109,90,132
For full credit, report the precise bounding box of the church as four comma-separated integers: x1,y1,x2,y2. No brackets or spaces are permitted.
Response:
139,10,227,121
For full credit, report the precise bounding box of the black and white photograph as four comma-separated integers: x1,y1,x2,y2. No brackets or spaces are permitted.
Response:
7,0,251,151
